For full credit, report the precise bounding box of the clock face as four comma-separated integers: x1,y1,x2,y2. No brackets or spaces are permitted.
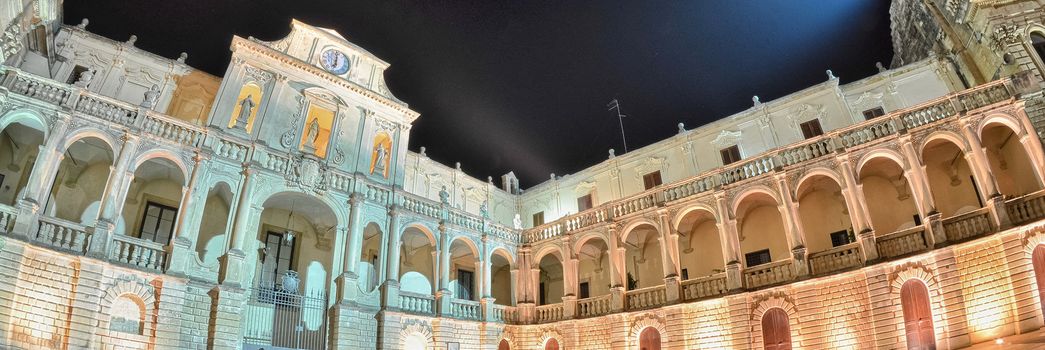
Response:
320,49,350,75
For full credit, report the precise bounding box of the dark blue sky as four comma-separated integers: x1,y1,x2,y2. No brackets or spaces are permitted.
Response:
64,1,894,187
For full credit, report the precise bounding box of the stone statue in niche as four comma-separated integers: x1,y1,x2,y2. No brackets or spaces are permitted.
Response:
513,214,523,229
234,94,255,129
439,186,449,205
140,84,160,109
304,117,320,148
480,200,489,219
74,68,94,88
372,143,387,175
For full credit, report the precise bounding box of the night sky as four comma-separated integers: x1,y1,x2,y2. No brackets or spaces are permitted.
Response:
63,1,894,188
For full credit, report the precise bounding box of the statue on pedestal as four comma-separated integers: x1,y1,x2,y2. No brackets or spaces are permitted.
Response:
372,143,387,176
304,118,320,148
234,94,255,129
140,85,160,109
513,214,523,229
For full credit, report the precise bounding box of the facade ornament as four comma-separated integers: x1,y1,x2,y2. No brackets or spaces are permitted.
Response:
677,122,685,134
140,84,160,109
243,65,273,84
74,68,94,88
710,130,742,148
826,69,836,80
480,200,489,219
752,95,761,106
876,61,886,73
176,52,187,63
513,214,523,229
419,146,426,157
608,148,615,159
280,95,306,147
76,18,88,30
332,148,345,165
126,35,137,46
992,24,1021,50
281,270,300,293
233,94,255,129
285,155,329,194
439,186,449,205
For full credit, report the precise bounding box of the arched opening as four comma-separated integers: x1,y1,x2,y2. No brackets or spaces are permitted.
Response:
676,209,724,281
44,136,114,225
736,192,789,268
1034,245,1045,321
860,157,920,235
797,175,854,254
923,139,982,217
762,308,792,350
1031,32,1045,68
448,237,479,301
900,280,936,350
536,252,564,305
359,222,383,292
108,294,145,335
121,157,185,243
0,118,45,206
982,123,1042,197
194,182,233,266
639,327,662,350
576,237,611,299
403,333,428,350
623,223,663,290
545,338,560,350
399,225,436,295
498,339,511,350
490,250,514,305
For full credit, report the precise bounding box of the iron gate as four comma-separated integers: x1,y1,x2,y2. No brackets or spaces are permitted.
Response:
241,282,329,350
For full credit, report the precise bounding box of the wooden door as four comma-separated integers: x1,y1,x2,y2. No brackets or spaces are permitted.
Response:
901,280,936,350
762,308,792,350
545,338,559,350
498,339,511,350
639,327,661,350
1033,245,1045,319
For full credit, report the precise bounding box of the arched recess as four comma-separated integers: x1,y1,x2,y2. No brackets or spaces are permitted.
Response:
498,339,511,350
44,136,114,225
639,327,661,350
859,156,920,235
762,308,792,350
544,338,560,350
629,314,667,350
359,222,384,292
0,110,46,206
675,208,724,280
921,137,982,217
120,156,187,243
254,191,338,295
574,235,611,299
622,222,664,290
399,224,437,295
796,174,854,254
735,191,789,268
1028,31,1045,73
900,279,936,350
490,247,515,305
195,181,233,265
535,247,565,305
448,236,480,301
981,121,1043,197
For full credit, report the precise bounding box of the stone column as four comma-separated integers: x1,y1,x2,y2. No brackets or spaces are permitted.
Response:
481,235,492,298
380,206,402,307
207,285,247,350
715,192,743,290
838,155,877,261
336,193,364,301
900,136,937,217
961,121,1013,230
12,113,68,238
218,166,255,287
435,223,451,314
87,133,139,258
608,227,626,312
774,174,808,277
656,210,681,303
166,153,205,276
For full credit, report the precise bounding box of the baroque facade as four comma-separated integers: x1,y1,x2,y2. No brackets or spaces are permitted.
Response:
0,1,1044,349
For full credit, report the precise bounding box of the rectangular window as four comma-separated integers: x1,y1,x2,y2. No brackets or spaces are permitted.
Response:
720,145,742,165
913,214,922,226
830,229,853,247
577,194,594,211
456,269,474,300
681,268,689,280
862,107,885,120
138,202,178,245
745,249,772,267
579,281,590,299
262,231,295,289
643,171,663,190
799,119,824,139
539,282,546,305
532,211,545,226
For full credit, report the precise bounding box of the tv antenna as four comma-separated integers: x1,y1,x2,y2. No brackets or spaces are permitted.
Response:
607,98,629,153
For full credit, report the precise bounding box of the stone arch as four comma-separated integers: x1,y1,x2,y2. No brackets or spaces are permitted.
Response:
538,328,565,349
572,230,611,256
251,186,349,228
1025,25,1045,73
671,202,719,229
920,135,983,217
399,320,434,350
401,221,438,246
129,148,190,184
497,330,517,350
979,114,1043,196
674,205,724,280
856,148,909,175
59,127,118,154
194,180,235,266
98,275,157,337
977,112,1026,139
448,234,482,259
620,217,661,243
888,261,944,348
795,167,846,195
490,246,516,268
918,130,970,156
0,108,49,138
628,313,668,350
532,244,565,268
752,293,799,350
731,185,781,216
795,172,854,254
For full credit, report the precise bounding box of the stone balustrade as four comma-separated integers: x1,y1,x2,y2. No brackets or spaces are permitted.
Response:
743,259,795,289
1007,190,1045,225
448,298,482,320
681,273,728,301
109,234,167,272
34,216,90,254
662,174,717,202
576,294,612,318
398,291,435,315
625,285,667,311
535,303,565,323
491,304,518,324
942,207,994,242
74,93,139,125
10,71,73,106
611,190,659,218
0,204,17,234
141,111,205,148
808,242,864,276
364,183,391,205
721,155,777,186
876,226,930,259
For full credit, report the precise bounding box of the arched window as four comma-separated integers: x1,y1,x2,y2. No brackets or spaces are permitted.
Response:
900,280,936,350
1031,32,1045,66
762,308,792,350
544,338,560,350
109,295,145,335
497,339,511,350
639,327,662,350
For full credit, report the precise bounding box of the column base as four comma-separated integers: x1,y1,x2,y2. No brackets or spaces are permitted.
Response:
11,199,39,239
664,275,681,303
791,246,809,277
335,272,360,304
610,286,625,312
86,219,114,259
380,279,400,309
857,229,879,262
217,249,247,288
164,236,193,277
561,295,577,319
987,195,1013,231
725,261,743,290
435,288,452,316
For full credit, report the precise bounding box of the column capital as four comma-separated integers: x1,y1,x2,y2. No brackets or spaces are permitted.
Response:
348,192,363,206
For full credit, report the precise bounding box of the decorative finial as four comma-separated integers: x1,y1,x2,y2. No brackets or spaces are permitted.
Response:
826,69,836,80
677,122,685,134
876,62,886,73
77,18,89,30
419,146,426,156
177,52,188,63
752,96,761,106
550,173,556,180
455,162,461,171
608,149,616,158
126,35,137,46
487,176,493,184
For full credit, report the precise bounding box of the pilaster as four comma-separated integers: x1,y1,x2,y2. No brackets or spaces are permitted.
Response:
207,285,246,350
